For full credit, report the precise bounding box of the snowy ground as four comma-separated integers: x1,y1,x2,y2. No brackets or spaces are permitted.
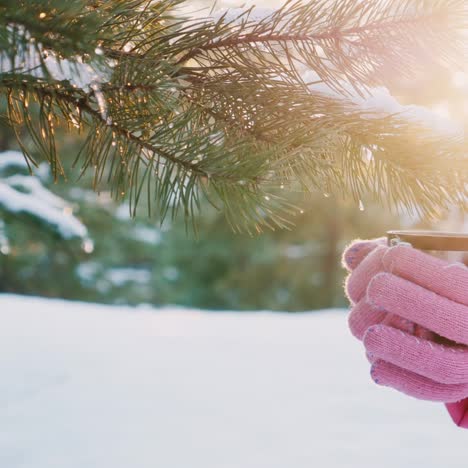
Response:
0,295,465,468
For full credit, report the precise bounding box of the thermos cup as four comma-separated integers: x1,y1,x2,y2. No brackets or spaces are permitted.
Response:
387,230,468,263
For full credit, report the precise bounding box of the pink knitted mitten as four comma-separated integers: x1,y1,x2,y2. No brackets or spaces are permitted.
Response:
343,239,468,428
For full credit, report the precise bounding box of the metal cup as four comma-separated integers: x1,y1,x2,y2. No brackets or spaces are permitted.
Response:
387,230,468,263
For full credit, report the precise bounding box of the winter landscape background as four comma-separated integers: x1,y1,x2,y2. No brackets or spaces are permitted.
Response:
1,1,467,467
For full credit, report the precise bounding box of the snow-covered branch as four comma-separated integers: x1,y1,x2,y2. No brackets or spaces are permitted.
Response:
0,151,92,245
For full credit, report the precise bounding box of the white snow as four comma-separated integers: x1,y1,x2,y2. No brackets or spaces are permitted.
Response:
0,294,465,468
115,202,132,220
76,261,100,283
0,150,30,172
5,175,68,210
303,70,464,136
0,182,87,239
131,225,162,245
0,151,88,240
0,219,10,254
0,42,106,91
105,267,152,286
211,7,275,24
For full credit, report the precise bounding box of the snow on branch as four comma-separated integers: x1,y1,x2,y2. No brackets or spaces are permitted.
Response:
0,151,90,242
302,71,464,137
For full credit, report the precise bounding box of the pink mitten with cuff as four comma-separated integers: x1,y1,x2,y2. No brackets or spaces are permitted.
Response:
343,238,468,428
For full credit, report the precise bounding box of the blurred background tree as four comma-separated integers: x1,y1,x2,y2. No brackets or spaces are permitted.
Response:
0,0,466,310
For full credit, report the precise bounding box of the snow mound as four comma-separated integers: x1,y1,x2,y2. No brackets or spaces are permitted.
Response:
0,295,465,468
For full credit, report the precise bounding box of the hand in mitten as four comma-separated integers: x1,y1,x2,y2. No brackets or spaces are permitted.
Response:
343,239,468,428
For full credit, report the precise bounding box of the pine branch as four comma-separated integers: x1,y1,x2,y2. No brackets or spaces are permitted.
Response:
180,0,466,94
1,71,290,232
0,0,466,232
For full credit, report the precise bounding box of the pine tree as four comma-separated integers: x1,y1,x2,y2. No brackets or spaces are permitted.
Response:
0,0,466,233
